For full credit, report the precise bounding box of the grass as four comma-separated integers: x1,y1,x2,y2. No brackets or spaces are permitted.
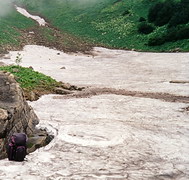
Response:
15,0,189,52
1,0,189,52
0,4,36,52
0,65,61,91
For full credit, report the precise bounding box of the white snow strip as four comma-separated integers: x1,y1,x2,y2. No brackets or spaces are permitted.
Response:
15,6,47,26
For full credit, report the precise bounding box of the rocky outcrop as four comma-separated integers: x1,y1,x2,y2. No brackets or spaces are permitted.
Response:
0,71,51,159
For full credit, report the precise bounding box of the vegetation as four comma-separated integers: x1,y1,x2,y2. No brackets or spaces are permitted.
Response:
0,3,36,52
147,0,189,46
14,0,189,51
0,65,61,91
0,0,189,52
138,22,154,34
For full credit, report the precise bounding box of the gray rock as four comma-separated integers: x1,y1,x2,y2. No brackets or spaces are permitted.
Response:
54,87,73,95
61,82,72,90
0,71,51,159
0,108,8,121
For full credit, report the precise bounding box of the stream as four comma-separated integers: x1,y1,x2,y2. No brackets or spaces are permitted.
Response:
0,7,189,180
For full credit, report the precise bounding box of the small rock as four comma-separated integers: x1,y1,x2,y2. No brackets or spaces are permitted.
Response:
70,85,78,91
27,136,46,153
57,53,60,55
0,109,8,121
0,62,5,66
29,66,33,70
54,87,73,95
170,48,181,52
29,91,36,101
12,68,19,73
60,67,66,69
61,83,72,90
77,87,85,91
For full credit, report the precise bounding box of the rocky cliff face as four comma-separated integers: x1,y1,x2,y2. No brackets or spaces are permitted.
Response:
0,71,50,159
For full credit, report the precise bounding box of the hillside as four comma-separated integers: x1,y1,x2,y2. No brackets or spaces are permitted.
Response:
1,0,189,51
0,2,35,53
15,0,189,52
0,1,92,53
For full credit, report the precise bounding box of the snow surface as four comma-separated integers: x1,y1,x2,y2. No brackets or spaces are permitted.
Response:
15,6,47,26
1,45,189,96
0,45,189,179
1,6,189,179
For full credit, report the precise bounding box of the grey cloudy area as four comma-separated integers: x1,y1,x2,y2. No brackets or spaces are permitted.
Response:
0,0,13,17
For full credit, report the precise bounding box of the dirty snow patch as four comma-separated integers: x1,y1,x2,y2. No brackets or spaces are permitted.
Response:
15,6,47,26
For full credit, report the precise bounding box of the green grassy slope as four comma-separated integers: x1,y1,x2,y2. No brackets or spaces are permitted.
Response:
15,0,189,52
0,2,93,53
0,3,36,52
0,65,63,100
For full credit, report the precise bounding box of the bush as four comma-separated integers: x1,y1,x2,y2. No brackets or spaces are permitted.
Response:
148,2,164,23
122,10,130,16
176,26,189,40
148,25,189,46
138,22,154,34
148,36,166,46
148,0,176,26
168,9,189,27
139,17,146,22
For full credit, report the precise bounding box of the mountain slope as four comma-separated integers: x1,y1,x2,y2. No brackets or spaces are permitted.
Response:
2,0,189,52
0,3,36,53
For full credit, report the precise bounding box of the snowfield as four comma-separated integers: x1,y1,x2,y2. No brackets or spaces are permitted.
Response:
0,45,189,179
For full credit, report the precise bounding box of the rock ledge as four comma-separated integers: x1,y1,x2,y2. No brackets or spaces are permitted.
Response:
0,71,51,159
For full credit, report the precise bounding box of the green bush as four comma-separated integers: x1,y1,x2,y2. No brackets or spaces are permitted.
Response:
168,9,189,27
148,25,189,46
138,22,154,34
148,0,176,26
176,26,189,40
122,10,130,16
148,36,166,46
139,17,146,22
148,2,164,23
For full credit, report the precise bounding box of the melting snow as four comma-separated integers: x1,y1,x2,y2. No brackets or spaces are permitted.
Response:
15,6,47,26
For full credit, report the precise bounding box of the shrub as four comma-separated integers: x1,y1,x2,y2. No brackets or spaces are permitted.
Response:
148,2,164,23
138,22,154,34
148,25,189,46
148,36,166,46
168,9,189,27
148,0,176,26
176,26,189,40
139,17,146,22
122,10,130,16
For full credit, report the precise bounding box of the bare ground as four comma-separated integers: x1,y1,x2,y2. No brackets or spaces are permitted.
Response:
63,87,189,103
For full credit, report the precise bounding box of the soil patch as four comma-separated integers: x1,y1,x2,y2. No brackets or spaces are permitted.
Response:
58,87,189,104
19,25,94,54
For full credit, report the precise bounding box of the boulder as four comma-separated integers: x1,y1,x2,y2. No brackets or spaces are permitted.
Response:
0,71,51,159
54,87,73,95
